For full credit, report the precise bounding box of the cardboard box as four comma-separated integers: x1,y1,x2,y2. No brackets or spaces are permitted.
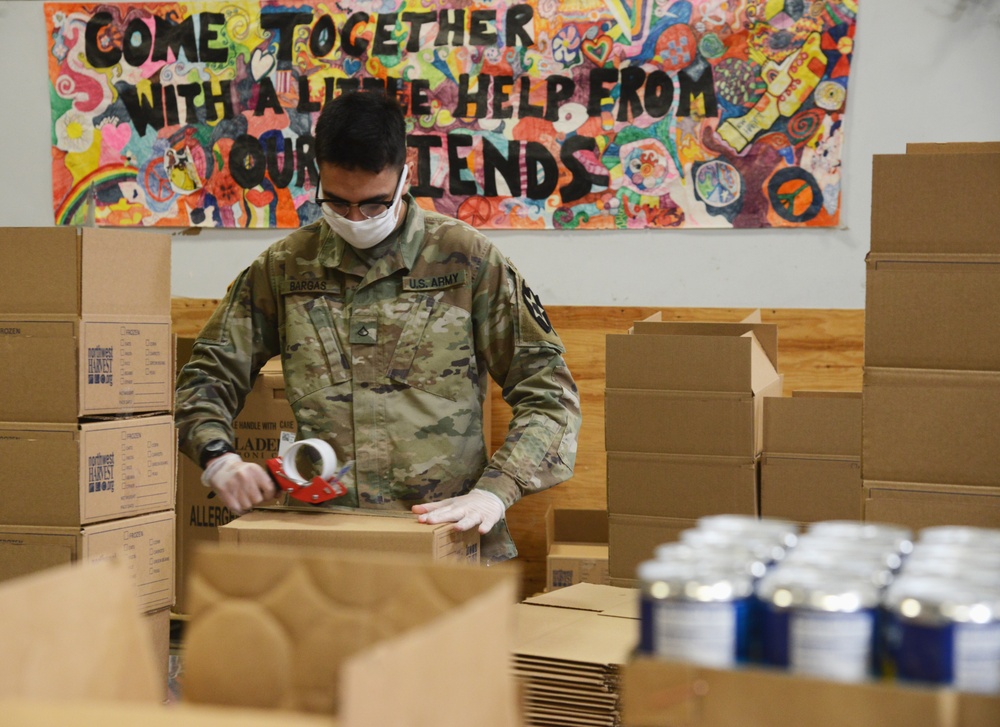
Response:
0,316,174,421
863,480,1000,532
0,510,175,611
906,141,1000,155
0,701,338,726
545,507,609,590
219,508,481,564
608,453,758,518
870,151,1000,254
0,559,162,703
862,367,1000,486
760,393,862,522
621,655,1000,727
182,543,519,724
174,343,291,613
608,514,694,581
0,415,175,527
143,606,171,700
606,322,781,457
865,254,1000,371
0,227,171,317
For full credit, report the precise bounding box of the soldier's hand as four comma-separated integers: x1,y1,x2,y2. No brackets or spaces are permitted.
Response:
201,453,276,515
412,489,506,534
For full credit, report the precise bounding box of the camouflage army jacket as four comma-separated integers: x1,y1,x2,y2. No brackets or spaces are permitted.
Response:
175,197,581,563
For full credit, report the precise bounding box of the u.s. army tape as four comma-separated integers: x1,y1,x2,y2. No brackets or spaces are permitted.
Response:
280,438,337,483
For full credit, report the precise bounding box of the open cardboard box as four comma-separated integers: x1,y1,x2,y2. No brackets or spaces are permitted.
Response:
545,507,609,590
182,543,520,726
605,318,781,457
0,559,162,703
761,391,861,522
0,415,175,527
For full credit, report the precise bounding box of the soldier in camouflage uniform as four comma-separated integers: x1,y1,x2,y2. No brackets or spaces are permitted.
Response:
175,92,581,563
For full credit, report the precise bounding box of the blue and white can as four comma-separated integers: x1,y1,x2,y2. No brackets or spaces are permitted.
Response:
883,575,1000,694
756,566,881,682
637,559,754,668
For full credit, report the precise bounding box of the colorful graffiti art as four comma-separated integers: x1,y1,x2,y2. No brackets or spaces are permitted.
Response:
45,1,859,229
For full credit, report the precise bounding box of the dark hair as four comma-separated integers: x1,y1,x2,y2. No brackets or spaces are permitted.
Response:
314,91,406,173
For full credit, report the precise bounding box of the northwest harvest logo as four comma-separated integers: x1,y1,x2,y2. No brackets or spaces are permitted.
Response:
88,452,115,493
87,345,114,385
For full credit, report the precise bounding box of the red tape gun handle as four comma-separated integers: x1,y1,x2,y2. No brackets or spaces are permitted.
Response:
266,457,347,504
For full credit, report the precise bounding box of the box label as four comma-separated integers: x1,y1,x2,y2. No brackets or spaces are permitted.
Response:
81,321,172,415
85,513,175,611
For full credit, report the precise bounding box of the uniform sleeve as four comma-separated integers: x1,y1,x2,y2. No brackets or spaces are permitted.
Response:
470,247,582,508
174,253,281,466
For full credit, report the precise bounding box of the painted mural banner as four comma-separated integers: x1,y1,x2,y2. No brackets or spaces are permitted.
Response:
45,1,858,229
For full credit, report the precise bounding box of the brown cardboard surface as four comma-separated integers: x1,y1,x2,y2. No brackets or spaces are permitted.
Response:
544,510,610,590
871,152,1000,253
763,392,861,456
219,508,480,564
865,254,1000,371
174,345,291,613
620,656,1000,727
0,227,171,317
0,415,175,526
862,367,1000,486
0,316,173,421
760,455,862,522
143,607,171,701
863,480,1000,531
183,543,519,725
0,511,175,611
606,389,758,457
0,700,338,726
630,321,779,374
607,453,758,518
514,604,638,665
608,514,694,580
906,141,1000,154
524,583,638,615
546,507,609,549
0,560,161,703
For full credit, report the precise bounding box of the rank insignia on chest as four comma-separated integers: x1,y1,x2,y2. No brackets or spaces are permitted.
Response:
350,316,377,344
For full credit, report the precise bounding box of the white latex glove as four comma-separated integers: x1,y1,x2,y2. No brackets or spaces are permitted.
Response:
201,452,276,515
412,489,506,534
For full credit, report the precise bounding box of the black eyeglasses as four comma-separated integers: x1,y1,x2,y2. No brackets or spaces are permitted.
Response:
315,168,405,219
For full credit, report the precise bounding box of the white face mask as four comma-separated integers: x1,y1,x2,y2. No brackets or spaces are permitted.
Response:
321,166,409,250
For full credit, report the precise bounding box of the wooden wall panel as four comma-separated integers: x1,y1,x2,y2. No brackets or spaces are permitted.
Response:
173,298,864,597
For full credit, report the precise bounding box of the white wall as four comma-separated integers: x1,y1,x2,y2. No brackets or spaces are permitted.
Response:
2,0,998,308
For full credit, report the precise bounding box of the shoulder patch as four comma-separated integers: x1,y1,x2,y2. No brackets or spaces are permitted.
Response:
509,265,563,349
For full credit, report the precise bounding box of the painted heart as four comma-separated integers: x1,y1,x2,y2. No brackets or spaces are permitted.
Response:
581,36,612,67
342,57,361,76
101,123,131,152
250,48,276,82
245,188,274,208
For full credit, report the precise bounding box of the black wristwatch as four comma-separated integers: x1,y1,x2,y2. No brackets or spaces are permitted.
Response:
199,439,236,469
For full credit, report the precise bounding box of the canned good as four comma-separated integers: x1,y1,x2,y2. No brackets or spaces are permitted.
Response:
794,533,905,572
638,559,754,668
883,575,1000,694
756,567,881,682
679,528,789,565
781,549,895,589
697,514,799,548
918,526,1000,548
807,520,914,555
654,542,770,580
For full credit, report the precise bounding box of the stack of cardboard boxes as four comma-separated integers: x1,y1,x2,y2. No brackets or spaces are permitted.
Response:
760,391,862,524
604,315,782,587
862,143,1000,528
0,227,176,682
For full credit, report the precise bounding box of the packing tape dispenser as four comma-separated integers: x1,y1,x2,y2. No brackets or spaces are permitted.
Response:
266,438,348,504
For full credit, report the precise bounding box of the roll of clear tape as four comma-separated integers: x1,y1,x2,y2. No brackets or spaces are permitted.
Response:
280,438,337,484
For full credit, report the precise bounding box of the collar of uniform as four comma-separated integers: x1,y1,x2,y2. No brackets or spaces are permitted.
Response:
318,193,425,276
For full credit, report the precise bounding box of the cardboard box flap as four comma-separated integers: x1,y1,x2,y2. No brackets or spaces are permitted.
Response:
631,321,779,371
0,560,161,703
523,583,634,614
871,152,1000,254
763,394,861,456
743,331,781,395
546,508,609,550
0,701,338,726
183,543,516,716
513,604,637,666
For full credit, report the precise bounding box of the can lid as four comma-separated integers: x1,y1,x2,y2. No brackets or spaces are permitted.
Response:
918,526,1000,548
680,528,788,563
807,520,914,554
637,560,755,601
756,566,881,611
884,575,1000,624
697,515,799,548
